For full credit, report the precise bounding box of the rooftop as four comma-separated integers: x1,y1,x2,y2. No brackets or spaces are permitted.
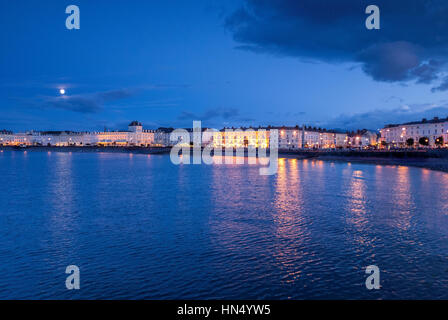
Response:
385,116,448,128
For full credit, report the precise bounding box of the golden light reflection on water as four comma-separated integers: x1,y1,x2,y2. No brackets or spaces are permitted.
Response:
48,153,77,240
390,166,413,231
309,160,325,184
345,169,372,247
310,160,325,170
441,173,448,214
302,159,309,170
421,169,431,179
211,155,270,165
272,158,308,284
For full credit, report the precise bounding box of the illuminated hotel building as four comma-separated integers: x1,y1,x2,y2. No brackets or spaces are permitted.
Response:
346,130,378,148
279,127,301,149
1,122,383,150
213,128,270,149
0,121,155,147
302,129,347,149
0,131,32,146
213,126,348,149
96,121,154,146
380,117,448,147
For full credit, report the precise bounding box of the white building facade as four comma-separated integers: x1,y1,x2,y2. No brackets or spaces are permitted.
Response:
347,130,378,148
0,121,155,147
380,117,448,148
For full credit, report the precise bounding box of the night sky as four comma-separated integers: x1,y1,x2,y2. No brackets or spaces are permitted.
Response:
1,0,448,132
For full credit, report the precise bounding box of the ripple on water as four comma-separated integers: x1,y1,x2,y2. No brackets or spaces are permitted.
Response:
0,152,447,299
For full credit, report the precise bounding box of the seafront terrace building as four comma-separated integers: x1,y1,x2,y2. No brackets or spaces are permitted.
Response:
95,121,155,146
213,128,270,149
303,128,347,149
278,127,301,149
154,127,213,147
278,126,348,149
154,128,176,147
0,131,32,146
212,126,348,150
1,122,374,149
34,131,88,146
347,130,378,148
0,122,155,147
380,117,448,148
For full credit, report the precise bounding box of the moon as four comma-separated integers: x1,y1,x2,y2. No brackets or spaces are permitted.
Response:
59,89,66,95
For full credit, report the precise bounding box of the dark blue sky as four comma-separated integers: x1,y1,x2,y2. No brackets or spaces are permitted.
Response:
1,0,448,132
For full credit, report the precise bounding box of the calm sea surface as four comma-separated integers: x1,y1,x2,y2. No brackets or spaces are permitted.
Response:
0,150,447,299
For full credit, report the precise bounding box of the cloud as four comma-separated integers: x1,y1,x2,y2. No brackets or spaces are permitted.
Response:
177,107,251,121
226,0,448,89
324,103,448,130
44,89,135,113
431,76,448,92
357,42,421,82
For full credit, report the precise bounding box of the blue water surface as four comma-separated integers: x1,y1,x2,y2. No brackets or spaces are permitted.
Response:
0,150,447,299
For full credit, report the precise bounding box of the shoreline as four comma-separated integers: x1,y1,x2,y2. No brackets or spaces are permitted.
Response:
0,145,171,155
2,146,448,173
287,150,448,173
295,155,448,173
